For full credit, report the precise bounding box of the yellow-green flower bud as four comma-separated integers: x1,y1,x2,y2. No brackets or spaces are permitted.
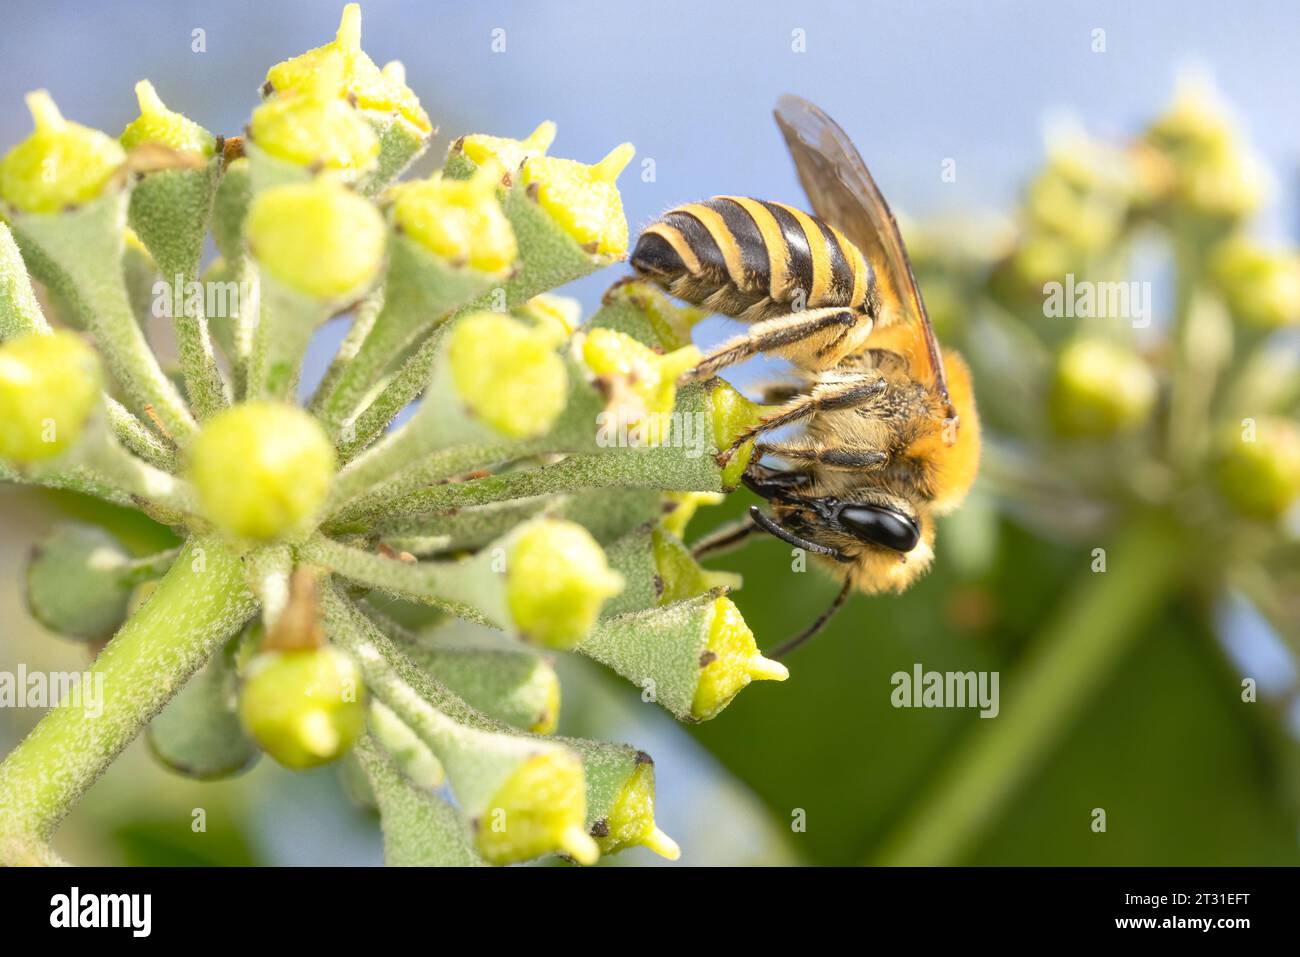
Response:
1209,238,1300,330
477,750,598,866
506,519,624,649
520,142,635,258
264,4,431,135
1049,337,1157,438
189,401,336,541
238,645,367,769
461,120,556,175
245,180,386,300
1215,417,1300,522
250,55,378,174
652,528,741,605
0,330,102,463
691,596,787,721
1144,79,1263,223
592,756,680,860
516,292,581,345
0,91,125,213
582,327,700,447
447,312,568,438
661,491,725,538
389,167,516,275
710,379,762,486
119,80,215,157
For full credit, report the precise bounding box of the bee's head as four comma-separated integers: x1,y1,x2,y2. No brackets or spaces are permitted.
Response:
766,489,936,594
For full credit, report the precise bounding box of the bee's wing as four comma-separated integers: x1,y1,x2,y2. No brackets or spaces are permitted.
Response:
773,95,951,408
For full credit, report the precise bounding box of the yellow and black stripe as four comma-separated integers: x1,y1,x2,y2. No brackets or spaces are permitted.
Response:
631,196,872,319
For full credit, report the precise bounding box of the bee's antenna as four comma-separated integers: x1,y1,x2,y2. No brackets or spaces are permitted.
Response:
747,506,846,560
768,578,853,659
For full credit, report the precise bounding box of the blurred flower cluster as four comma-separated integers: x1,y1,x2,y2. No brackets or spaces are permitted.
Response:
913,74,1300,683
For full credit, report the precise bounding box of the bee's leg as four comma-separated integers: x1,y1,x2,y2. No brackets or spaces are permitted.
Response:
716,373,886,466
689,518,758,560
741,463,813,499
753,437,888,471
681,307,865,384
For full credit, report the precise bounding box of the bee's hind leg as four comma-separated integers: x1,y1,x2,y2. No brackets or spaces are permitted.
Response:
716,373,886,467
681,307,864,385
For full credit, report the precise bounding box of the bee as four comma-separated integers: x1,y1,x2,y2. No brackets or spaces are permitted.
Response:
630,95,981,656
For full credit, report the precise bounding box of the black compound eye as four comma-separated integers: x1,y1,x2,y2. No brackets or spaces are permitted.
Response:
838,505,920,553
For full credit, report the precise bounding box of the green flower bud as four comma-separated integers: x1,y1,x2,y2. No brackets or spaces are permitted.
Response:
580,593,784,723
245,180,386,300
120,80,215,157
148,639,258,780
506,519,624,649
250,55,378,175
0,330,102,463
520,142,635,258
660,491,725,538
582,327,700,447
652,528,741,605
710,379,762,487
389,166,517,275
190,401,336,542
459,120,556,176
691,596,787,721
447,312,568,438
0,91,125,213
595,278,709,350
24,524,161,641
1215,417,1300,522
405,646,561,734
264,3,431,135
1144,78,1264,224
515,292,581,345
1049,338,1157,438
238,645,367,769
571,745,679,860
1209,237,1300,330
477,749,598,866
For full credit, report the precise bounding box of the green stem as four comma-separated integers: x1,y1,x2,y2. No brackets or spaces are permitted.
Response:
0,537,255,860
871,515,1187,865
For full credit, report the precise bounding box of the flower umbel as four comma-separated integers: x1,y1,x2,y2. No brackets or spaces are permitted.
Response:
0,2,778,869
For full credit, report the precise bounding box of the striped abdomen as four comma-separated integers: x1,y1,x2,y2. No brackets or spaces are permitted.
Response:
631,196,873,322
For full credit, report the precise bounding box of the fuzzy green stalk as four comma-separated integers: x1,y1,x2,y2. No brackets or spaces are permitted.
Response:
0,537,256,862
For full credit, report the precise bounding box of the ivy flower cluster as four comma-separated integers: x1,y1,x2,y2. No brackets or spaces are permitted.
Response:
0,4,786,866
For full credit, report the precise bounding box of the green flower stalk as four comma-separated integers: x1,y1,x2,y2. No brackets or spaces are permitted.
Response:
120,80,230,419
244,178,386,398
0,4,784,868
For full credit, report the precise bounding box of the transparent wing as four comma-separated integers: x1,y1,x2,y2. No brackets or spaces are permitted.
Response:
773,95,951,406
